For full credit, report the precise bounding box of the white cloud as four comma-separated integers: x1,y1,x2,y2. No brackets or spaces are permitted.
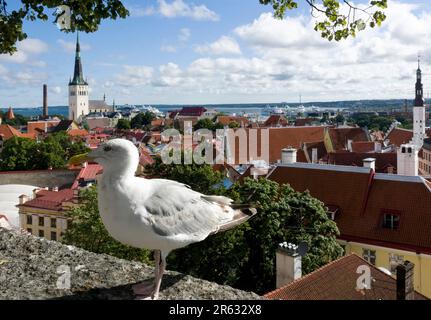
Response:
158,0,219,21
0,38,48,64
129,5,156,17
161,45,177,53
17,39,48,54
49,86,62,94
57,39,91,53
107,1,431,104
178,28,191,42
116,65,154,87
195,36,242,56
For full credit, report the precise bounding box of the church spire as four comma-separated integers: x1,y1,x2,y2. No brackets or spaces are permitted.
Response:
69,32,88,86
414,54,424,107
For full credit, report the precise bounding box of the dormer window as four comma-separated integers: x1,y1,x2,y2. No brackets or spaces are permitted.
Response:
382,212,400,230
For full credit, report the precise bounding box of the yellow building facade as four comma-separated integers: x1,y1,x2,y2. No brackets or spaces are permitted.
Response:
339,239,431,298
18,190,77,242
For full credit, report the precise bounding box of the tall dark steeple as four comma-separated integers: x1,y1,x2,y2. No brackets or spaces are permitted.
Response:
69,33,88,86
414,55,424,107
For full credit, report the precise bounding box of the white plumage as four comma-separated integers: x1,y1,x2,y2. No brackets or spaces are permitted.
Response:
83,138,254,299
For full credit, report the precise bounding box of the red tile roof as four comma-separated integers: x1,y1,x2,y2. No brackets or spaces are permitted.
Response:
294,118,315,126
6,107,15,120
268,163,431,254
20,189,74,211
265,254,426,300
0,124,22,139
68,129,89,137
351,141,377,153
327,152,397,173
263,115,288,127
232,127,326,165
217,116,250,127
178,107,207,117
71,163,103,189
385,128,413,147
139,149,155,167
329,127,369,150
27,121,61,135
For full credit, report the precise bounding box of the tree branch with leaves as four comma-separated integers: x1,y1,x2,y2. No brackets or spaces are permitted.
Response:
260,0,387,41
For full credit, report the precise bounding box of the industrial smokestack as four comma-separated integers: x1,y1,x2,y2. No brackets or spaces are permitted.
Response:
43,84,48,118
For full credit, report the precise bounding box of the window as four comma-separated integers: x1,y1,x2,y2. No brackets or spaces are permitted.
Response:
389,253,404,273
39,230,44,237
38,216,44,227
27,228,32,234
382,213,400,230
363,249,376,265
26,215,32,225
51,232,57,241
51,218,56,228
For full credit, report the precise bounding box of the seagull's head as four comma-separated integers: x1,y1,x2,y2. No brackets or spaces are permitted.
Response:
70,139,139,176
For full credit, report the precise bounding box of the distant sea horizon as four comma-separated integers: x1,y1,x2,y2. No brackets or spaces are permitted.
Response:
1,99,410,118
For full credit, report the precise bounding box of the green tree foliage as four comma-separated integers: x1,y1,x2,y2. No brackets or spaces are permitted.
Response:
229,178,342,293
0,132,89,170
0,111,29,126
0,0,129,54
229,121,240,129
131,111,155,129
116,118,131,130
260,0,387,41
194,118,224,131
62,186,151,263
145,155,225,194
350,113,394,131
0,137,37,170
32,135,65,169
334,113,345,124
395,115,413,130
169,177,343,294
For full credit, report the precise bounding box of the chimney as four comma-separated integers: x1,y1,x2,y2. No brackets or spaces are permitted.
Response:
43,84,48,118
347,139,353,152
32,188,41,198
374,142,382,153
281,148,297,165
363,158,376,171
276,242,302,288
311,148,318,164
19,194,29,205
396,261,415,300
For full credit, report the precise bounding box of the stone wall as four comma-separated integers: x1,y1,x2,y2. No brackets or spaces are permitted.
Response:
0,228,261,300
0,170,78,189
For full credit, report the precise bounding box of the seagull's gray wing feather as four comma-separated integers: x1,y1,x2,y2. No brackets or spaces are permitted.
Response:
143,180,233,240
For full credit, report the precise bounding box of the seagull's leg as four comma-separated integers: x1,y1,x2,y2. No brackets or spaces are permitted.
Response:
151,252,167,300
133,250,160,296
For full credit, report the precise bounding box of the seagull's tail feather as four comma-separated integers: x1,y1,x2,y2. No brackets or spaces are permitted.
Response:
211,205,257,235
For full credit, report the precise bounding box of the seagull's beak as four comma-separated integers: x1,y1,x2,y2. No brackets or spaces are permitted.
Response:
68,152,95,165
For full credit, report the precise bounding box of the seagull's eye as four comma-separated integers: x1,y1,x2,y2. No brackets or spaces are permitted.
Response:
103,146,112,152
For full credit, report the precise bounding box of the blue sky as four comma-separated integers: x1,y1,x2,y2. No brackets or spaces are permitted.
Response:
0,0,430,107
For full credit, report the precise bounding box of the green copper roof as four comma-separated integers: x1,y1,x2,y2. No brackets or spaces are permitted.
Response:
69,33,88,86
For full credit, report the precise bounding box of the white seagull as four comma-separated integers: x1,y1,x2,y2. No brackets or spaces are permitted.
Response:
71,138,255,299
